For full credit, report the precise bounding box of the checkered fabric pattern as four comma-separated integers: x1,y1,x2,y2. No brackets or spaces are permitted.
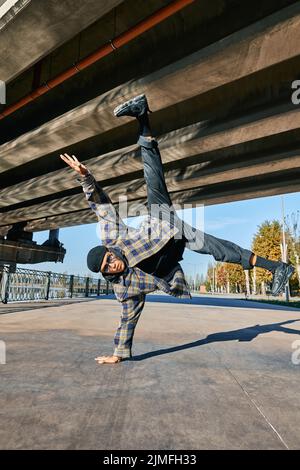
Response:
77,171,191,358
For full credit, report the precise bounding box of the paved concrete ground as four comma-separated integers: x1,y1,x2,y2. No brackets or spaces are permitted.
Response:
0,295,300,450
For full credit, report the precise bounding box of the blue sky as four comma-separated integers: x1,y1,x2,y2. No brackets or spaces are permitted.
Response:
22,191,300,278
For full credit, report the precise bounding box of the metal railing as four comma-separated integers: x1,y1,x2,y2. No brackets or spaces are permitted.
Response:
0,266,114,303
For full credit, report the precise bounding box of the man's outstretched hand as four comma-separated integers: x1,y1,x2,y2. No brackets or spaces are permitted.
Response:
60,153,88,176
95,355,123,364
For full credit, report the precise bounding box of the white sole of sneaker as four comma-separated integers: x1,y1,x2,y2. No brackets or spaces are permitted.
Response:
113,94,146,116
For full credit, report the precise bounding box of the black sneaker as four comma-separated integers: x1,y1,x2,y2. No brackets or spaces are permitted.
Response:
271,262,295,296
113,94,151,118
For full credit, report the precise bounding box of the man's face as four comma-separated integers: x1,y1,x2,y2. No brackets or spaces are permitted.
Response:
100,251,125,274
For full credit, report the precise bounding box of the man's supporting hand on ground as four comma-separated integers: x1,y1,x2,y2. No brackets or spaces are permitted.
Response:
95,355,123,364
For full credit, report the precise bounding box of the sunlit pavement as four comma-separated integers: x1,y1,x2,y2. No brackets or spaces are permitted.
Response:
0,295,300,450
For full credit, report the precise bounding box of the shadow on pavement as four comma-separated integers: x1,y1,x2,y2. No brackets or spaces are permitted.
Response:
130,319,300,362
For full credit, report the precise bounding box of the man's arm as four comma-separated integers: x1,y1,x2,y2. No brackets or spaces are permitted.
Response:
60,153,127,242
77,170,128,241
113,294,146,359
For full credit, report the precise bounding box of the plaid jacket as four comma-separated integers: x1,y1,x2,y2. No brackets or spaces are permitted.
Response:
77,171,191,358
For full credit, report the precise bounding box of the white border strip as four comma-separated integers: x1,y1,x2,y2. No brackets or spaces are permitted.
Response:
0,0,19,19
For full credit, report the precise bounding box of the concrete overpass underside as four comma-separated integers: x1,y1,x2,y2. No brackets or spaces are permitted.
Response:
0,0,300,262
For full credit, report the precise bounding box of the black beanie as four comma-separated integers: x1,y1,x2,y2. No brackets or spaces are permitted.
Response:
87,245,108,273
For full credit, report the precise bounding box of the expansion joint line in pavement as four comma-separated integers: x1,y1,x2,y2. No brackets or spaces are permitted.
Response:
206,343,289,450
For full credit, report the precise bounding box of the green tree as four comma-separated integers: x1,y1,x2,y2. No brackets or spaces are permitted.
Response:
195,273,201,291
224,263,246,293
205,262,214,292
216,263,227,292
284,211,300,294
251,220,281,292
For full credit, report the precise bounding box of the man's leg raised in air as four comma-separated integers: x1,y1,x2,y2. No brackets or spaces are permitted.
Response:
114,94,178,225
114,94,295,295
182,214,294,296
134,99,295,296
